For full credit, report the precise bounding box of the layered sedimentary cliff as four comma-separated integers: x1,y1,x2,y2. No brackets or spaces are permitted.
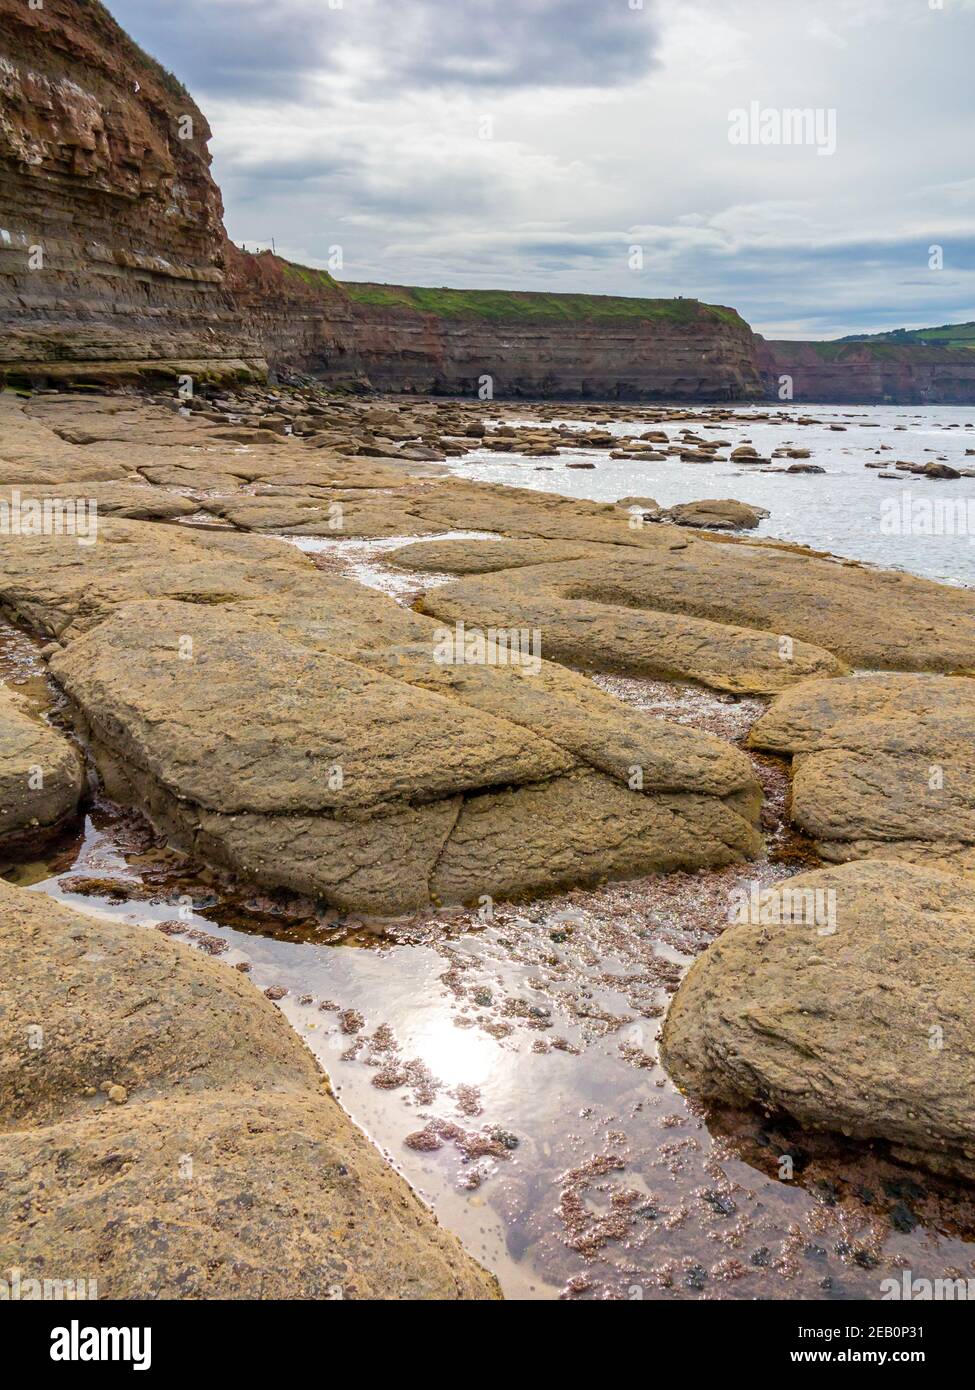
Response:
321,286,763,401
3,0,975,402
226,248,764,398
759,338,975,405
0,0,264,381
0,0,765,398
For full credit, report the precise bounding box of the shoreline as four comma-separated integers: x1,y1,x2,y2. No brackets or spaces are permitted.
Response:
2,382,975,1298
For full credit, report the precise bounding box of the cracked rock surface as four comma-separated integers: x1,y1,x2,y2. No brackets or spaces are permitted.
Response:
0,685,83,845
49,588,762,913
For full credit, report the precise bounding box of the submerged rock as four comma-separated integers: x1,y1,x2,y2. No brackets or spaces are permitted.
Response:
661,860,975,1183
0,880,501,1299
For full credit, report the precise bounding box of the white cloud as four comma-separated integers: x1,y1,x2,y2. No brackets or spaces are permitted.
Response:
107,0,975,337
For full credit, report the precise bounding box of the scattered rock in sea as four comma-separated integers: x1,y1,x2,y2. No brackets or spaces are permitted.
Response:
665,499,770,530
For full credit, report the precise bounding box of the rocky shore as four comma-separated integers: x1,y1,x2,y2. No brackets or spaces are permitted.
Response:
0,380,974,1298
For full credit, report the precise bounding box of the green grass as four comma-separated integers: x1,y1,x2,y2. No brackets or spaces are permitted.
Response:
838,321,975,351
338,281,744,326
811,341,907,361
279,261,341,292
252,258,742,326
906,323,975,346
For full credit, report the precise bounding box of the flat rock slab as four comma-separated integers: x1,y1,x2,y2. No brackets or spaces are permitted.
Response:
0,880,500,1298
0,482,197,521
661,860,975,1183
0,685,83,844
749,674,975,855
0,395,132,483
398,538,975,683
413,555,843,695
49,583,761,913
390,538,603,574
0,516,313,639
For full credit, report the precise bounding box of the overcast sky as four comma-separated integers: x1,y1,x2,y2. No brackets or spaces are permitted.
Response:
108,0,975,338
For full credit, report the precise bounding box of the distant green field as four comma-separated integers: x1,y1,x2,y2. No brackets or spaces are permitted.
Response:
811,340,912,361
338,281,743,326
906,322,975,346
840,321,975,350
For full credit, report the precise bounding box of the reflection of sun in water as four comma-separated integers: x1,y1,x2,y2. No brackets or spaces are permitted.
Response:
415,1015,499,1088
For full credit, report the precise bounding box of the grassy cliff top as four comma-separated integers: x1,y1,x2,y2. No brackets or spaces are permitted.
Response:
263,254,747,326
278,261,342,292
838,321,975,350
806,335,973,361
338,281,745,326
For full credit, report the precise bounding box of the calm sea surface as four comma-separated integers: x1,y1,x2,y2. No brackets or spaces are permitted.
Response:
449,403,975,587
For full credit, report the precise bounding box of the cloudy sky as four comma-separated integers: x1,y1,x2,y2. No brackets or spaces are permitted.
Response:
108,0,975,338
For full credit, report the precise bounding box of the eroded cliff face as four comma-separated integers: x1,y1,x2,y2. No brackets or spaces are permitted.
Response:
759,339,975,405
0,0,766,398
224,247,765,399
3,0,974,403
321,294,763,401
0,0,263,382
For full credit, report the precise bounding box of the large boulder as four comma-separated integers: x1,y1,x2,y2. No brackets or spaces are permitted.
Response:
748,673,975,859
0,880,501,1299
665,499,769,530
661,861,975,1182
48,582,762,913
